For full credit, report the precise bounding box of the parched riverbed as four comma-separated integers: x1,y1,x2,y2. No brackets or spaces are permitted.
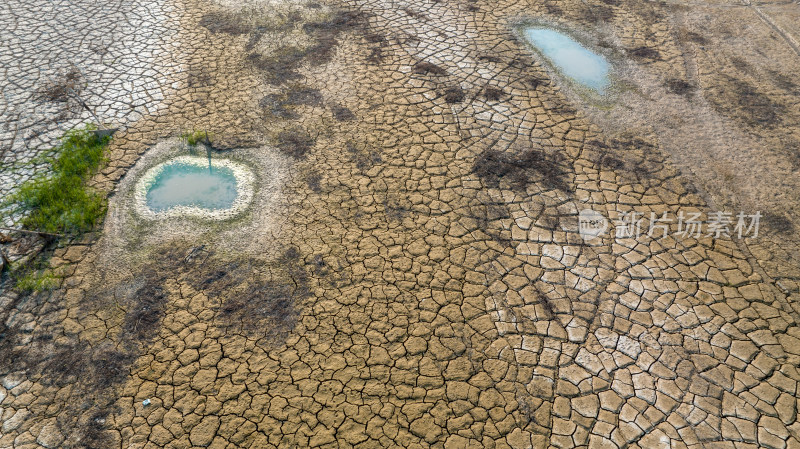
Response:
1,0,800,447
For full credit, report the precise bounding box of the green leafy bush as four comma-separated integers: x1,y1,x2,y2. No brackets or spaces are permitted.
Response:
6,125,110,235
181,129,212,146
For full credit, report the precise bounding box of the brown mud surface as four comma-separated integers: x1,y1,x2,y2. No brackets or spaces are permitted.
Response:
1,0,800,447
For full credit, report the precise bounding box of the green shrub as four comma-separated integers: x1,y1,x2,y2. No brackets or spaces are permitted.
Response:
181,129,212,146
5,125,110,235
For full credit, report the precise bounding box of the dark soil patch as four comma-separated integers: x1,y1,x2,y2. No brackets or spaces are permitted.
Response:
365,32,387,44
303,10,365,33
582,4,615,23
665,78,694,95
473,148,572,193
0,324,20,372
331,103,356,121
0,280,168,392
597,40,613,49
683,31,707,45
552,103,577,116
247,9,367,84
595,151,625,171
368,47,385,63
478,55,503,63
0,241,312,447
383,196,410,221
212,135,262,151
413,61,449,76
245,27,268,51
122,279,167,342
712,76,785,128
285,85,323,106
40,344,136,391
365,32,388,63
203,248,309,337
199,11,251,35
302,10,366,64
762,211,794,234
303,36,339,66
443,86,466,104
82,412,115,449
260,94,297,119
37,67,84,121
88,41,109,56
610,136,661,175
248,48,306,85
531,285,554,319
175,245,312,339
260,85,323,119
538,213,561,231
769,70,799,94
481,85,506,101
187,67,213,87
585,137,668,184
275,127,315,158
346,140,382,171
404,8,428,20
628,46,661,61
781,139,800,170
527,77,547,89
306,170,323,193
218,281,298,334
310,254,329,276
729,56,754,75
545,2,563,15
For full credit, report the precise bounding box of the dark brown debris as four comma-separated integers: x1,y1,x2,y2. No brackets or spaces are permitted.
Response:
413,61,449,76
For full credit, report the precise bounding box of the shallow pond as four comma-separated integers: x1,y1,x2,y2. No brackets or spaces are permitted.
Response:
135,155,254,220
145,162,238,212
523,27,610,93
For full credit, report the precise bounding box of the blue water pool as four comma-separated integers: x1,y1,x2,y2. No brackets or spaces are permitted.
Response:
145,162,239,212
523,27,610,93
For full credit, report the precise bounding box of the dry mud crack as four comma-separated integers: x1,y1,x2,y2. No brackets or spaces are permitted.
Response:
1,0,800,448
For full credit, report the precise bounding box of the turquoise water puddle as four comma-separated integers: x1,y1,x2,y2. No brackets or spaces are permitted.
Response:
523,27,610,93
145,162,238,212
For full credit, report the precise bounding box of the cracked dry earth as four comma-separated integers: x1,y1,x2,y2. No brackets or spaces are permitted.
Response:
0,0,180,223
2,0,800,447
